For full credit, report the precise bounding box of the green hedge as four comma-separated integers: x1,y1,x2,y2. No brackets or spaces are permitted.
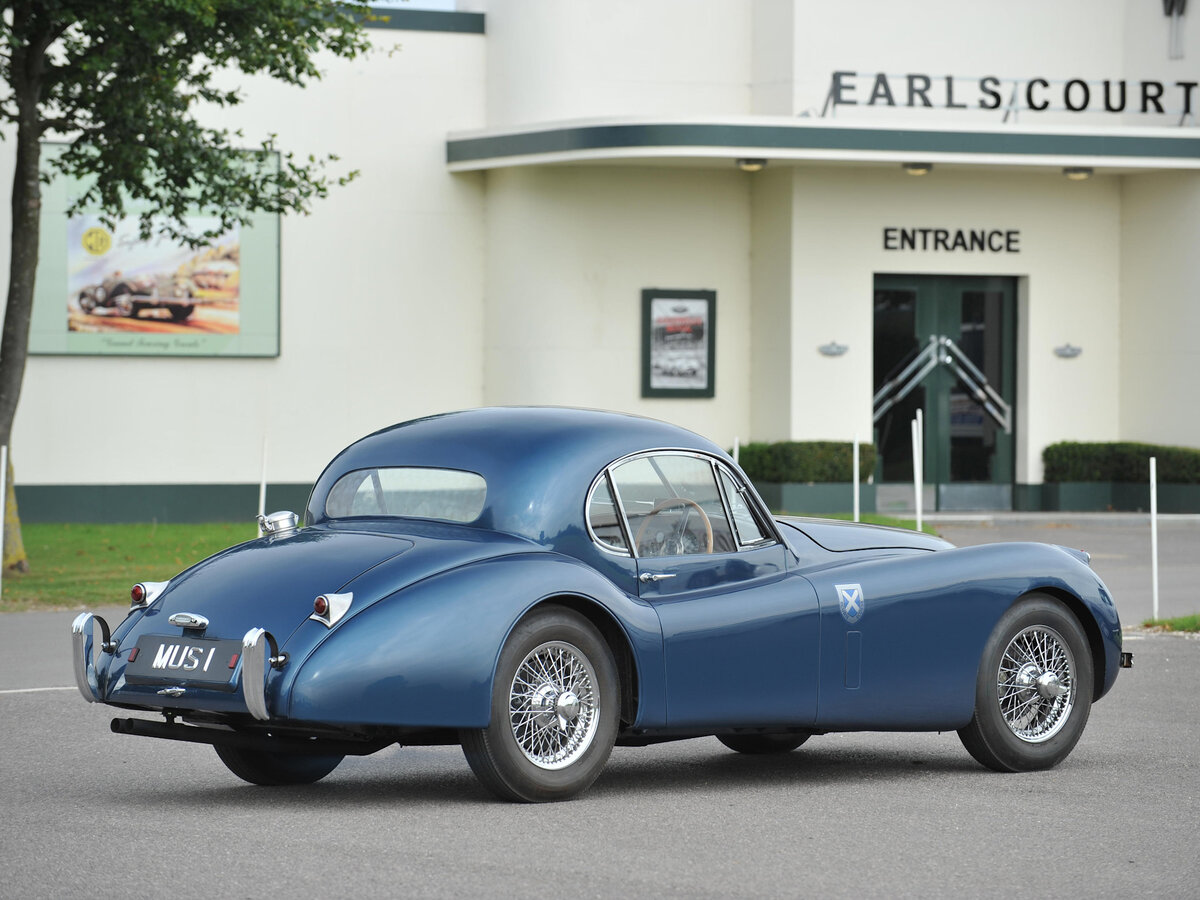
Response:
1043,442,1200,484
737,441,877,484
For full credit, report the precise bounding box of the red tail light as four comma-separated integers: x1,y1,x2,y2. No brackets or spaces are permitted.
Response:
310,592,352,628
130,580,170,610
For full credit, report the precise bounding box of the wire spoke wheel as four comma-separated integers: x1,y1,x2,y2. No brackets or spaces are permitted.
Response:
958,594,1094,772
460,606,619,802
509,640,599,769
996,625,1075,742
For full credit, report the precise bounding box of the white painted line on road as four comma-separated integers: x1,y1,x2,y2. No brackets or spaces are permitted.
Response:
0,686,75,695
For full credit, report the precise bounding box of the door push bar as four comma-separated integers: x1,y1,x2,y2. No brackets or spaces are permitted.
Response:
873,335,1012,434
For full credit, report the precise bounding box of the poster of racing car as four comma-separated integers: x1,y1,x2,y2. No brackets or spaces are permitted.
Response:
67,214,240,334
28,142,279,357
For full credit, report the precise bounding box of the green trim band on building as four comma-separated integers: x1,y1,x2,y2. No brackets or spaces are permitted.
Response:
447,121,1200,166
14,480,1200,521
15,484,313,524
366,8,485,33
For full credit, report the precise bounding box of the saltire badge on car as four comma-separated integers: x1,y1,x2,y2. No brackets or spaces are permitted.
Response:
836,583,864,624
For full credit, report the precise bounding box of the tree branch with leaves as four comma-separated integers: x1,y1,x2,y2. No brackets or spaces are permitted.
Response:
0,0,371,570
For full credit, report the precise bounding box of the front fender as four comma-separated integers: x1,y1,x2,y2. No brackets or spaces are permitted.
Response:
280,552,663,729
939,542,1124,702
801,541,1123,731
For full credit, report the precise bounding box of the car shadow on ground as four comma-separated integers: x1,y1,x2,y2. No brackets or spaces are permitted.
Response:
98,738,992,809
594,740,985,796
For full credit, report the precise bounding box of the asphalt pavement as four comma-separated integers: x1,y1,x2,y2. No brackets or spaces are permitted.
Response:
1,515,1197,898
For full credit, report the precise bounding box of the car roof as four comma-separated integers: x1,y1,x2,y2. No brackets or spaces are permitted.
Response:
306,407,730,543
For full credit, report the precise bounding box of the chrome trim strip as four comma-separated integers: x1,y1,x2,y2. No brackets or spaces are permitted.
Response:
711,458,740,544
584,470,633,557
585,447,786,558
608,472,638,557
714,461,778,550
71,612,110,703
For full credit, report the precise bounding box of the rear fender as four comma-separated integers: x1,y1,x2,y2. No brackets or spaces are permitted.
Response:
281,552,663,729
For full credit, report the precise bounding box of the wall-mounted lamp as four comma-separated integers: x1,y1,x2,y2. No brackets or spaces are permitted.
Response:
1063,167,1093,181
737,158,767,173
818,341,849,357
1054,344,1083,359
902,162,933,176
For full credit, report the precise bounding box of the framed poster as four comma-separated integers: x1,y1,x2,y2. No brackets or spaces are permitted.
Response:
29,143,280,358
641,288,716,398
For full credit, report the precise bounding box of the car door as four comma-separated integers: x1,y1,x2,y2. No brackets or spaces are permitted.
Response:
606,452,820,729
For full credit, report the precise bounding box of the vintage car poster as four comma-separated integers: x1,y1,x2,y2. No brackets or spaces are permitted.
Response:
29,143,279,357
641,288,716,398
66,214,240,336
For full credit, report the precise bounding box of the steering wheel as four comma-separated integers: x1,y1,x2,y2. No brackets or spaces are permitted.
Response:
633,498,714,556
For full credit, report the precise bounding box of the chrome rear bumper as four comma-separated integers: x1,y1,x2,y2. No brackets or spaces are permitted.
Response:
71,612,111,703
71,613,287,721
241,627,288,721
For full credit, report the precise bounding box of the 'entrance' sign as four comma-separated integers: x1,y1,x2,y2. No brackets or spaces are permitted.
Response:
883,228,1020,253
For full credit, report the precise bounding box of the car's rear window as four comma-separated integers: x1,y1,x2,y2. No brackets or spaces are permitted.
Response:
325,467,487,523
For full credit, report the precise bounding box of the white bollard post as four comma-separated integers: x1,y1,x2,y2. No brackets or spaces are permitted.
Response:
0,444,7,601
853,433,860,523
911,419,922,533
1150,456,1159,622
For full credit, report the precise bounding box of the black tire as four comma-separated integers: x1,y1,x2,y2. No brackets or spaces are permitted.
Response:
78,292,97,314
169,304,195,321
213,744,343,786
958,594,1093,772
461,606,619,802
115,295,137,317
717,733,810,755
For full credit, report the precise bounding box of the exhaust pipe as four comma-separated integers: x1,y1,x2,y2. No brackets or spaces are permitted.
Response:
110,717,392,756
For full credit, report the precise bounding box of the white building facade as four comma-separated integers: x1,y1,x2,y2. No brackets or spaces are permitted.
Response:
9,0,1200,519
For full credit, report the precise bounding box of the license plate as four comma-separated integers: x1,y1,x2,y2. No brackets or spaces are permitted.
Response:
124,634,243,686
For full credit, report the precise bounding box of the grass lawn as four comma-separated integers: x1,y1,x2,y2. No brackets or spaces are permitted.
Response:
1,513,936,613
2,522,253,613
1141,613,1200,633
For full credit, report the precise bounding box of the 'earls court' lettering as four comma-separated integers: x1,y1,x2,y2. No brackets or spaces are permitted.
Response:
883,228,1020,253
829,71,1198,116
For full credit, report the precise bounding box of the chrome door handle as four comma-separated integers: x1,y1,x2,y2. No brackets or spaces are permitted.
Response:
638,572,677,583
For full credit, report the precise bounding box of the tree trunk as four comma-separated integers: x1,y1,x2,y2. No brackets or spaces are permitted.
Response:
0,17,48,573
3,453,27,571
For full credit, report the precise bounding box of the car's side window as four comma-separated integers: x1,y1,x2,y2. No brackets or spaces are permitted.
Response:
718,467,770,546
609,454,736,557
587,474,630,553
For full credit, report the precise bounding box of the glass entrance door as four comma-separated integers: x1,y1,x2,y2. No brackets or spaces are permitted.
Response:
872,274,1016,510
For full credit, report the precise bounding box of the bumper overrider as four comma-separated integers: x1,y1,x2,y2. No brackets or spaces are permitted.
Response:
71,612,285,722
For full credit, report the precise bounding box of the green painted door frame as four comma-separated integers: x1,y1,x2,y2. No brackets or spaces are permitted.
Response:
873,273,1017,503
